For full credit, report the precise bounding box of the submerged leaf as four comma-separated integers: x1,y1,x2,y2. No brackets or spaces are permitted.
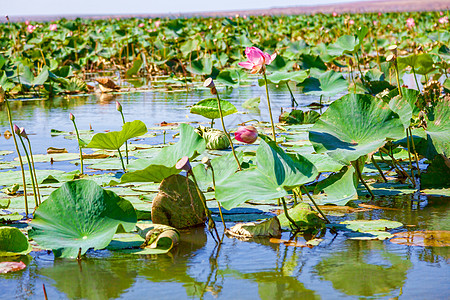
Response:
226,217,282,238
389,231,450,247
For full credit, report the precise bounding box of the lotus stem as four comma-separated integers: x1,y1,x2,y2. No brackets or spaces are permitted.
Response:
393,59,403,97
163,130,166,144
26,138,41,205
354,159,375,199
285,82,298,107
189,171,220,243
280,197,299,230
380,148,414,184
117,148,126,172
371,156,388,183
17,134,39,208
70,116,84,175
214,92,242,171
209,163,226,231
412,67,420,91
262,70,277,142
405,128,415,179
354,52,366,86
119,110,129,164
408,127,421,176
43,284,48,300
4,100,28,216
301,185,330,223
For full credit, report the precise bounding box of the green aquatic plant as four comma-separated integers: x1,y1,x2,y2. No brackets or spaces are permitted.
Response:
29,180,137,259
116,101,129,164
70,113,84,175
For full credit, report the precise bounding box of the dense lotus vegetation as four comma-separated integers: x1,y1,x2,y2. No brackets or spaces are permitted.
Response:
0,9,449,299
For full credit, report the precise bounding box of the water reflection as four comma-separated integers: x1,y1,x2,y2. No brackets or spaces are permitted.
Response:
314,242,412,298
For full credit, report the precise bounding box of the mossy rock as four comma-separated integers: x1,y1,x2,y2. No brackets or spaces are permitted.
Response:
151,174,206,229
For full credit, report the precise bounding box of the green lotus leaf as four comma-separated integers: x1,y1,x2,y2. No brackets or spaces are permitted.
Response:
280,110,320,125
86,120,147,150
121,124,205,183
242,97,261,110
259,70,308,85
190,98,237,120
215,140,318,210
298,70,348,97
186,57,212,75
388,88,421,128
215,70,238,86
330,219,403,232
277,203,325,231
397,53,435,75
314,165,358,205
327,35,360,57
29,180,137,258
425,100,450,158
0,227,32,257
309,93,405,165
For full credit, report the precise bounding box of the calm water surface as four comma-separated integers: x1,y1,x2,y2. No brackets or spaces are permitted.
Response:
0,82,449,299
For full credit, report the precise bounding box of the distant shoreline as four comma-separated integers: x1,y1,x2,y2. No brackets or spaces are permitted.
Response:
4,0,449,22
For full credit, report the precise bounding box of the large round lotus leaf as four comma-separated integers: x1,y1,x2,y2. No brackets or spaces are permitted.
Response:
309,93,405,165
389,231,450,247
0,227,32,256
298,70,348,97
29,180,137,258
190,98,237,120
426,100,450,158
86,120,147,150
331,219,403,232
151,174,206,229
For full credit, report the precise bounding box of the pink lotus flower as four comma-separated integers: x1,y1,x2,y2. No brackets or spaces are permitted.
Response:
378,12,382,16
373,20,378,26
154,20,161,28
25,20,30,25
438,16,448,24
138,23,145,28
26,25,35,33
348,19,355,25
332,12,337,17
49,24,57,31
406,18,415,28
238,47,277,74
235,126,258,144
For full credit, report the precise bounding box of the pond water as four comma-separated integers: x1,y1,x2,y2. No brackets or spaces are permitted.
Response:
0,82,449,299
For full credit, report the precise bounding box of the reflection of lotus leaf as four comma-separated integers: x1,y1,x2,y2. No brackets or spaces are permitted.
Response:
315,251,411,297
389,231,450,247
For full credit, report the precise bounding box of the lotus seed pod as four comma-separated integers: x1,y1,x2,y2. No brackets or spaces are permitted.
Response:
176,156,192,172
203,78,215,89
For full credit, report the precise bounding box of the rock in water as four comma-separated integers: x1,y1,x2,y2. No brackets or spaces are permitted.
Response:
152,174,207,229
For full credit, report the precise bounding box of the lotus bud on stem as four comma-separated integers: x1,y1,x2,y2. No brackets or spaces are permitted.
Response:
177,156,221,243
116,101,129,164
69,113,84,175
204,78,241,171
202,156,226,231
21,128,41,204
15,125,39,208
387,44,403,97
2,86,29,216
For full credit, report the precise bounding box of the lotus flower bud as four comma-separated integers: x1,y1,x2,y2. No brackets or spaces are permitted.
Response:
201,156,212,169
235,125,258,144
176,156,192,172
19,127,28,139
69,113,75,121
0,85,5,103
13,124,20,135
116,101,122,112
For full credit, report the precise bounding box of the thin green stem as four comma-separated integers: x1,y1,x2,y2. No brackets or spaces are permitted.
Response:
210,164,226,231
380,148,414,184
72,120,84,175
405,128,415,179
119,111,129,164
214,92,241,171
285,82,298,107
280,197,299,230
393,60,403,97
117,148,126,172
263,70,276,142
5,100,28,216
408,127,421,176
412,67,420,91
18,135,38,208
301,185,330,223
26,138,41,205
354,159,374,198
371,156,388,183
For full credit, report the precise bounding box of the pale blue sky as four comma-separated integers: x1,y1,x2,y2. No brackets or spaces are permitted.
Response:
2,0,374,16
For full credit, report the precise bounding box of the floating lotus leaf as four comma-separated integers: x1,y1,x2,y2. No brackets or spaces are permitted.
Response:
331,219,403,233
258,70,308,85
242,97,260,110
280,110,320,125
86,120,147,150
216,140,318,210
190,98,237,120
389,231,450,247
309,93,405,165
29,180,137,258
0,227,32,256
